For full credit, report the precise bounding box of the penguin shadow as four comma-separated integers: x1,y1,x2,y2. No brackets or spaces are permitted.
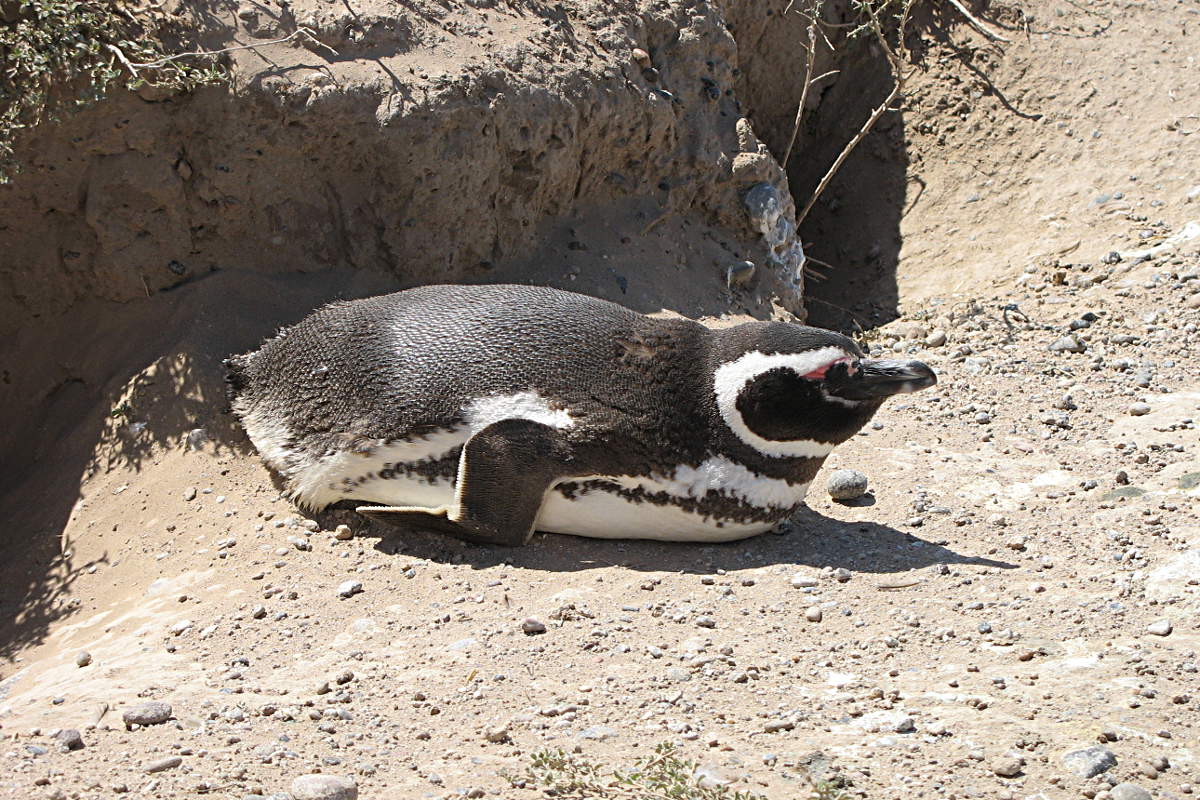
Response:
334,506,1014,576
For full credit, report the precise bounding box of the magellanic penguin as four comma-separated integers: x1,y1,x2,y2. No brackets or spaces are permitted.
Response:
226,285,936,545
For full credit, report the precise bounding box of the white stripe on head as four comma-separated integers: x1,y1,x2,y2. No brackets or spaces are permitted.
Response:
712,347,848,458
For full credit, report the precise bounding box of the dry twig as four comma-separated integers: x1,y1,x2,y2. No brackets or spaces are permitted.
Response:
945,0,1011,42
106,27,334,78
796,0,915,226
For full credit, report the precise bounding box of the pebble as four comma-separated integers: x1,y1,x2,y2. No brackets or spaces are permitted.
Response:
925,330,947,348
75,651,92,667
122,701,173,729
805,607,823,623
790,573,818,588
1062,745,1117,778
484,724,510,743
1048,335,1086,353
725,260,756,287
291,774,358,800
992,756,1024,777
1110,783,1152,800
1128,402,1152,416
1146,619,1172,636
521,618,547,635
53,729,84,751
183,486,197,501
826,469,869,501
337,580,363,598
334,524,354,540
145,756,183,773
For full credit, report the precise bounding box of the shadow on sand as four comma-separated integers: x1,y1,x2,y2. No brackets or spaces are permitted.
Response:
344,506,1014,576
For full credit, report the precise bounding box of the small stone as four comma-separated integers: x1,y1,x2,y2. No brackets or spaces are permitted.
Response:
54,729,84,751
763,718,795,733
291,774,358,800
631,47,651,67
122,701,172,729
521,618,547,635
1062,745,1117,778
1146,619,1172,636
1048,335,1086,353
1128,402,1152,416
484,724,510,743
337,580,363,599
827,469,869,501
805,607,823,623
725,260,756,287
925,330,947,348
992,756,1024,777
695,615,717,629
334,525,354,540
169,619,193,636
251,604,267,619
1110,783,1152,800
75,651,92,667
790,573,818,588
145,756,183,773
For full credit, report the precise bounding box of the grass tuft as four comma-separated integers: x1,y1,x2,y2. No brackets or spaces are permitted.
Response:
0,0,225,181
513,742,849,799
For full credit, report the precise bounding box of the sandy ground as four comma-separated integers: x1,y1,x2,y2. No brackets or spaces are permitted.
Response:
2,0,1200,799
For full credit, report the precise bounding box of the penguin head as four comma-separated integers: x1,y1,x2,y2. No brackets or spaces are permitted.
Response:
713,323,936,457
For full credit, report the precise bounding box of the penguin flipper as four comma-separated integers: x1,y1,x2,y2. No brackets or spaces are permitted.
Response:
357,419,572,546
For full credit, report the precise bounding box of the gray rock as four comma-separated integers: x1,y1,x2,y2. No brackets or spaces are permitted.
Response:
291,774,358,800
1128,402,1152,416
53,729,84,751
743,182,781,223
1145,549,1200,603
1146,619,1172,636
1048,335,1086,353
183,486,197,501
1110,783,1152,800
805,607,823,623
827,469,869,501
75,651,92,667
992,756,1024,777
521,618,546,635
333,525,354,541
725,260,756,287
1062,745,1117,778
925,330,947,348
145,756,183,773
122,701,172,729
577,725,616,741
336,580,362,599
790,573,818,588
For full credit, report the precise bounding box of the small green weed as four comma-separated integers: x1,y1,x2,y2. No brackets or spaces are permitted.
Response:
0,0,225,181
515,742,847,799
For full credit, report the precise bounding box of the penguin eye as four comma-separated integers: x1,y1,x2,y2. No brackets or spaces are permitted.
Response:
800,356,856,380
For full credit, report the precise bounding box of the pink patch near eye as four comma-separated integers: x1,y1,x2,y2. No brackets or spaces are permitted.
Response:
801,357,855,380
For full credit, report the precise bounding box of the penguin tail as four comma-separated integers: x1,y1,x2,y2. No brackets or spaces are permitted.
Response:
223,353,253,407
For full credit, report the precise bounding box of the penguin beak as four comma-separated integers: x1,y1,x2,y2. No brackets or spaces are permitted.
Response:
825,358,937,401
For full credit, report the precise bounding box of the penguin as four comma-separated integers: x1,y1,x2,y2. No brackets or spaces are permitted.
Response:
226,284,935,545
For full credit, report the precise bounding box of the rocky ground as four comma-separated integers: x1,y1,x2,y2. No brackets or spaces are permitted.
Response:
2,0,1200,799
1,204,1197,800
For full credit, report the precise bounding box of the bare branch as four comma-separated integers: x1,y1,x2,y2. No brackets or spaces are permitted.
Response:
781,17,819,169
113,27,337,73
944,0,1011,42
796,0,915,226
